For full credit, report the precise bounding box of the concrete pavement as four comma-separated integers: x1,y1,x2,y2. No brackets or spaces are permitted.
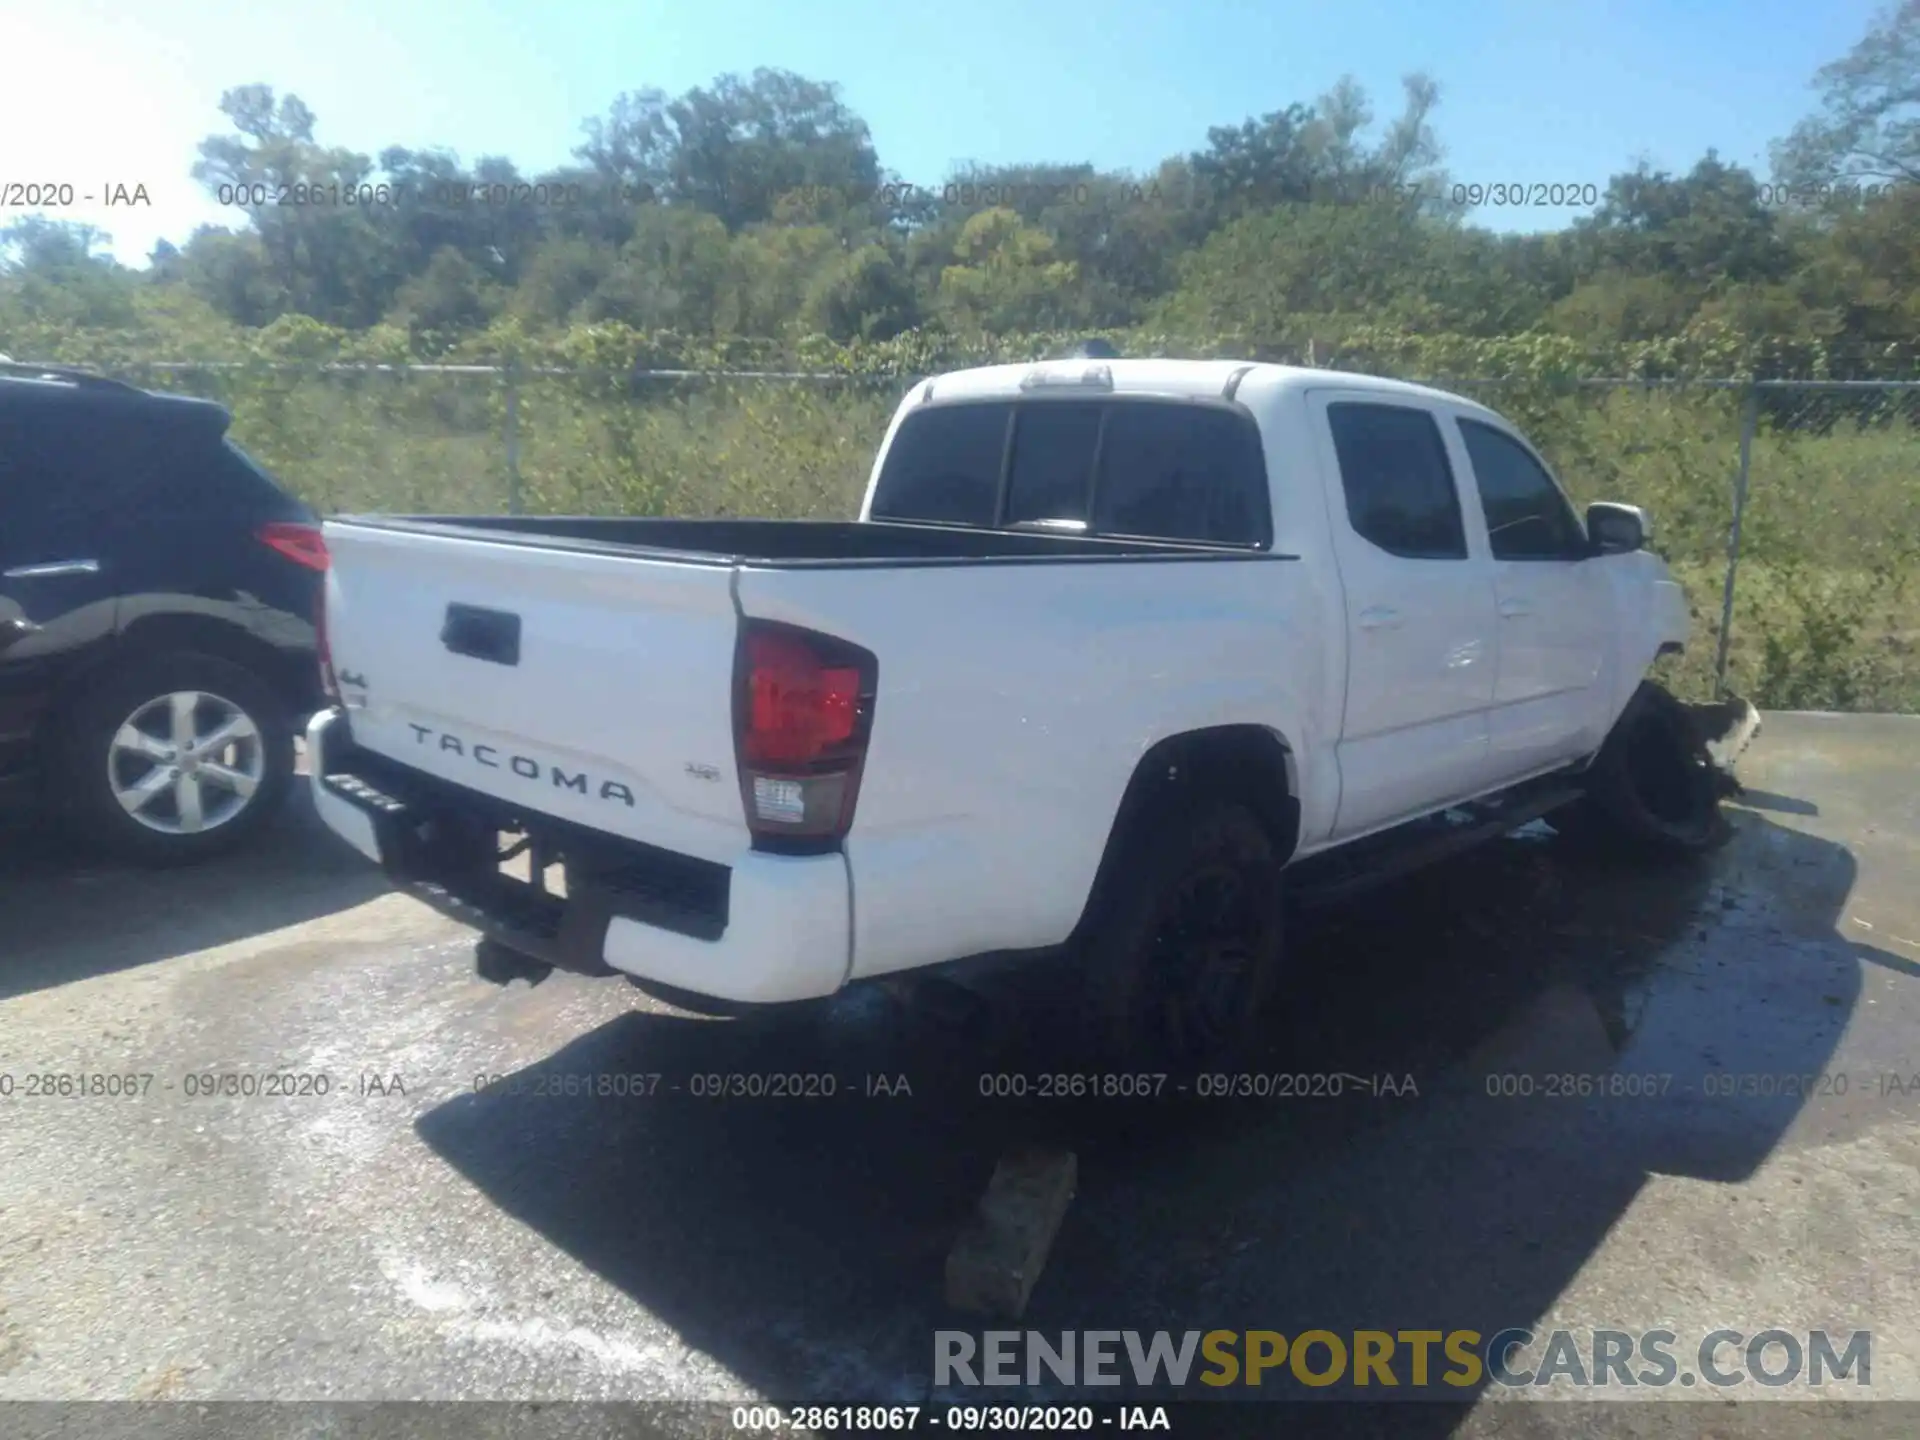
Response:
1,713,1915,1436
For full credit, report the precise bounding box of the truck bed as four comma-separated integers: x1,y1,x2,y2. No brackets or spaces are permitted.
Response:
336,514,1287,567
317,507,1321,991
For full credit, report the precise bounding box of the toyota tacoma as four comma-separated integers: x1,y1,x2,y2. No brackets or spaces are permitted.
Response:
305,356,1724,1063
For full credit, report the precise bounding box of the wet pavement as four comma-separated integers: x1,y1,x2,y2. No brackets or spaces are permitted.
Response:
1,713,1916,1435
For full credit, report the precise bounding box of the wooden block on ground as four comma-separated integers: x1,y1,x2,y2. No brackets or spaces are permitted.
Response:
1465,980,1617,1082
944,1146,1078,1319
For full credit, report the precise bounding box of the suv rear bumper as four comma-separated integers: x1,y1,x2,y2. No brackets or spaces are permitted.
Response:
306,708,853,1004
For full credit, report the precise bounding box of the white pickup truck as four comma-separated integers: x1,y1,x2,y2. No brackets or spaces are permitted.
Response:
307,357,1725,1064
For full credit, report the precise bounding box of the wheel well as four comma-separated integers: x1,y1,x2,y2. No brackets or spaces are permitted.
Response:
43,615,303,748
1071,725,1299,941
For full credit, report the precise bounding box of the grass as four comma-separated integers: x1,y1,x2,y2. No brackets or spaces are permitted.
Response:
1518,387,1920,712
137,366,1920,715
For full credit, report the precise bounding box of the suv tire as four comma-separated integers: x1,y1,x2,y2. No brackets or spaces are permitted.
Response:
59,650,295,865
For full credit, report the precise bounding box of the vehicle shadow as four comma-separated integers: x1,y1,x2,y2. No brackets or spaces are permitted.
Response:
0,785,390,1002
1737,788,1819,817
415,804,1883,1427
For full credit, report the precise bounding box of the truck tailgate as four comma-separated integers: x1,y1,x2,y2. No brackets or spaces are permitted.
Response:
322,520,751,863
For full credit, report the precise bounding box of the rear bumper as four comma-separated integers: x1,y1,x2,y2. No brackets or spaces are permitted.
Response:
306,708,853,1004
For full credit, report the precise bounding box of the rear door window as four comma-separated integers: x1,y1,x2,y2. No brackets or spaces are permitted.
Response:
0,411,118,563
0,403,277,542
1325,402,1468,560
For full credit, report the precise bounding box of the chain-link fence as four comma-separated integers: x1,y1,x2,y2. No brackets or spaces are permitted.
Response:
36,360,1920,713
1436,377,1920,712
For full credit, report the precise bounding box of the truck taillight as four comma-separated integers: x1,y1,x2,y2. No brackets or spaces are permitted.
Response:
316,582,339,703
733,621,877,852
317,600,339,701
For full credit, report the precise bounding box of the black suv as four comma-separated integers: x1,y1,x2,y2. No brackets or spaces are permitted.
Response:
0,362,325,863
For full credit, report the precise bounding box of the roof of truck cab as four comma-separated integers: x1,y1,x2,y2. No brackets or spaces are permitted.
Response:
921,359,1481,410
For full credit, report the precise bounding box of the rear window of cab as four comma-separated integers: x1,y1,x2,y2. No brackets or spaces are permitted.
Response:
868,398,1273,547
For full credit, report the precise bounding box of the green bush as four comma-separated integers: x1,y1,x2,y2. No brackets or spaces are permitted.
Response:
17,326,1918,713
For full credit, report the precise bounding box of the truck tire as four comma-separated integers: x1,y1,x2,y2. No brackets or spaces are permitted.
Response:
59,650,295,866
1553,680,1730,860
1078,801,1285,1070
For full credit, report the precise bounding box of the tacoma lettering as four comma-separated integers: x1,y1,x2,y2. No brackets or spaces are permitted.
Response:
406,725,635,807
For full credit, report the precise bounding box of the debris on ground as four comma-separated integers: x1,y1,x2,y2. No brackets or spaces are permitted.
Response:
944,1147,1079,1319
1685,693,1763,796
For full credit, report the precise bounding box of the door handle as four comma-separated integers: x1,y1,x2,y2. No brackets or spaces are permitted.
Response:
0,616,40,653
1356,606,1404,631
442,603,522,666
1499,597,1533,619
2,558,101,580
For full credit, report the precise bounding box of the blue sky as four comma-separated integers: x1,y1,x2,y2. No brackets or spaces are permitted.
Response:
0,0,1884,267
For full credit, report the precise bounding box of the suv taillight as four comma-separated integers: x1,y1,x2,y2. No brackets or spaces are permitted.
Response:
256,521,329,572
733,621,877,852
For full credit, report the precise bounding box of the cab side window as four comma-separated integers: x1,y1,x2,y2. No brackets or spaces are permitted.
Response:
1325,402,1468,560
1458,420,1587,560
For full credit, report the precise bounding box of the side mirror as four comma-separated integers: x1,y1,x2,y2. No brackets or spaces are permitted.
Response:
1587,501,1648,555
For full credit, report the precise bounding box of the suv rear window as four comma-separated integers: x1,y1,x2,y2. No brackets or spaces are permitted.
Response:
869,399,1271,546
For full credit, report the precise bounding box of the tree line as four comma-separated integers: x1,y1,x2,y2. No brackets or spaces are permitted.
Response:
3,1,1917,375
